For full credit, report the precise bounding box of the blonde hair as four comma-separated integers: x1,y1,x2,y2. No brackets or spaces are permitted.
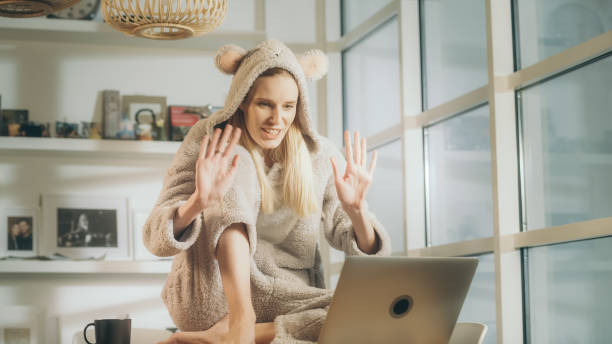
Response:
229,68,318,217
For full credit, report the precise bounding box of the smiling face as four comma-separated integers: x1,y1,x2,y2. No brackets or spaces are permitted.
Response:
240,72,299,151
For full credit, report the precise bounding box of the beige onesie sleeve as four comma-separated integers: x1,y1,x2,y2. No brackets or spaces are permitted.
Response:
142,119,260,258
321,147,392,257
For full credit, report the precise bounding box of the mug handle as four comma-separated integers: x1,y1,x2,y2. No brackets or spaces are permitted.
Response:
83,323,96,344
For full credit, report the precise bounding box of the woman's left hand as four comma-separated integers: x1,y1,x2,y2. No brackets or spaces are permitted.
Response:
330,131,378,214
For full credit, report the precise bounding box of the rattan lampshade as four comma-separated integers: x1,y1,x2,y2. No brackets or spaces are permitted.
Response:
0,0,78,17
102,0,226,40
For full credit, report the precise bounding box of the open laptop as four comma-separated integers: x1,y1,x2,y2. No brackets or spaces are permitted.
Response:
318,256,478,344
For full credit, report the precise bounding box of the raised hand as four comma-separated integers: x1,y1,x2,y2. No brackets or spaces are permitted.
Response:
330,131,378,214
193,125,242,210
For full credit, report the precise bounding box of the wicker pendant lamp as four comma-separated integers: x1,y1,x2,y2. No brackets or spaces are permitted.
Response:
0,0,78,17
102,0,226,40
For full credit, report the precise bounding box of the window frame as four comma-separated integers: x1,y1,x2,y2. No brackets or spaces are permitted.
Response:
325,1,612,343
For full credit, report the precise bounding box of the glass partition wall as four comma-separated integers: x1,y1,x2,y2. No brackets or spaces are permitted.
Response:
329,0,612,343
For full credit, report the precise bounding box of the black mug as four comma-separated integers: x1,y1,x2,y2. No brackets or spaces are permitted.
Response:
83,319,131,344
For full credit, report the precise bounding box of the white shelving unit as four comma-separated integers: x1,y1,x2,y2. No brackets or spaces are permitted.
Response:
0,17,267,50
0,136,181,157
0,136,179,274
0,15,233,276
0,259,172,274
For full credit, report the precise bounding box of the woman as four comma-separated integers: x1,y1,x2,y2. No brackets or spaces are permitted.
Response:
145,39,391,344
8,223,21,250
58,213,89,247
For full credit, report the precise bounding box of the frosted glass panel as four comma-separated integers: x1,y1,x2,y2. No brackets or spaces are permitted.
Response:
341,0,394,34
343,18,401,137
457,254,497,344
367,140,404,254
421,0,488,109
514,0,612,68
425,105,493,246
526,236,612,343
519,55,612,230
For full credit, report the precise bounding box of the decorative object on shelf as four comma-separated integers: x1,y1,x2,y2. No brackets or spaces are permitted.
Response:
46,0,100,20
90,122,102,139
117,117,135,140
101,0,226,40
168,105,212,141
122,95,167,141
55,120,81,138
80,121,102,139
1,109,28,136
19,121,49,137
102,89,121,139
41,194,131,260
0,207,38,258
0,0,79,18
134,108,156,141
0,306,44,344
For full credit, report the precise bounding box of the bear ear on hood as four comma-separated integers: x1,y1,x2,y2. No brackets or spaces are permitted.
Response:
215,44,248,75
298,49,329,81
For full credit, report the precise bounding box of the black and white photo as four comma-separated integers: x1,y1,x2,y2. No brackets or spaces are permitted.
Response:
42,195,130,260
57,209,117,248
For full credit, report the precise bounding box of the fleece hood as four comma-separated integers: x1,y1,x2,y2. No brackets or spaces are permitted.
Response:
201,39,329,152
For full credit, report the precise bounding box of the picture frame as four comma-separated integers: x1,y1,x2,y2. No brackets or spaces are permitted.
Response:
0,208,38,258
131,207,161,260
0,306,43,344
41,194,131,260
122,95,168,141
168,105,209,141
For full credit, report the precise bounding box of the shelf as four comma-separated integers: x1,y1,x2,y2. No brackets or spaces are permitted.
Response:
0,17,267,50
0,136,181,158
0,259,172,274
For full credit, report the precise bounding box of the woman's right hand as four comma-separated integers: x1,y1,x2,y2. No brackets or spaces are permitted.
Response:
192,125,242,211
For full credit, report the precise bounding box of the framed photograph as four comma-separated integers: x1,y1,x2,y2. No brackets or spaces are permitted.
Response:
131,207,159,260
122,95,167,141
0,208,38,258
41,194,131,260
0,306,43,344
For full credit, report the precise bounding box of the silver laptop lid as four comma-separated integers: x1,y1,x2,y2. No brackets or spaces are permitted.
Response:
319,256,478,344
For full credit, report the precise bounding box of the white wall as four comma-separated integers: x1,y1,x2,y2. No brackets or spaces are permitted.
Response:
0,1,320,343
0,41,229,125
